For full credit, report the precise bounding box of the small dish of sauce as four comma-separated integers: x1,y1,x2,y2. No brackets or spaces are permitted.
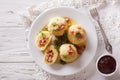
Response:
96,54,117,76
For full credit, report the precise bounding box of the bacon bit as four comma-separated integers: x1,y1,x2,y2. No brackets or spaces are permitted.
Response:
45,55,49,61
60,25,64,30
64,17,70,22
47,49,54,56
48,56,52,62
39,38,48,46
39,39,46,46
45,25,48,30
76,45,86,54
77,34,84,40
45,54,53,63
53,26,58,30
45,55,52,62
69,45,72,49
53,24,65,31
71,31,75,34
77,27,81,30
47,49,52,54
59,23,65,30
59,23,63,26
49,51,53,56
68,45,74,55
68,51,73,55
46,49,54,63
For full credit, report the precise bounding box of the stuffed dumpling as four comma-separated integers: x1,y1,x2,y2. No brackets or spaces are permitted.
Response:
44,45,58,64
68,25,87,46
35,31,52,51
48,16,67,36
59,44,78,63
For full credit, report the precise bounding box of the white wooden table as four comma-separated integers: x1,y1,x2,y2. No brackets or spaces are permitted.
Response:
0,0,120,80
0,0,49,80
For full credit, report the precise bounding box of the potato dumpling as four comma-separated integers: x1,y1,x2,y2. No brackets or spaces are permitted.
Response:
47,16,67,36
44,45,58,64
68,25,87,46
35,31,52,51
59,44,78,63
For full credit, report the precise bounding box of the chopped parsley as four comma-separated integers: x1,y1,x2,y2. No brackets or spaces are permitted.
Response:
54,45,59,52
37,26,48,35
75,32,81,37
63,55,67,59
54,31,70,51
52,22,57,26
41,32,46,38
60,59,66,65
41,27,48,31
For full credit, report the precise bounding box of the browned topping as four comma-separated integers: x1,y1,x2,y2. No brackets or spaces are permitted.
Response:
48,49,52,53
58,23,65,30
53,26,58,30
60,25,65,30
64,17,70,22
46,49,54,63
71,31,75,34
45,55,49,61
39,38,48,46
77,27,81,30
68,45,74,55
53,23,65,31
44,25,48,30
78,35,84,40
48,56,52,62
76,45,86,54
59,23,63,26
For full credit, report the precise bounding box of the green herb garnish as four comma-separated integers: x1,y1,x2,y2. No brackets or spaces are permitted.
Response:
75,32,81,37
41,27,48,31
54,45,59,52
52,22,57,26
60,59,66,65
41,32,46,38
63,55,67,59
54,31,70,51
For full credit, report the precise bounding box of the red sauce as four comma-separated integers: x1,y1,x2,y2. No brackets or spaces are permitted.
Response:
98,55,116,74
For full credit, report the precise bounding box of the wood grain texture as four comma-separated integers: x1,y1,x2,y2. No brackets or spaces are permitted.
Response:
0,0,49,27
0,0,50,79
0,63,37,80
0,28,34,62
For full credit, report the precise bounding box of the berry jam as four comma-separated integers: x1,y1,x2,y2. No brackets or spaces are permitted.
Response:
98,55,116,74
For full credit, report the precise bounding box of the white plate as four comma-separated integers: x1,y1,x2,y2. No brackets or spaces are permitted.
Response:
28,7,98,76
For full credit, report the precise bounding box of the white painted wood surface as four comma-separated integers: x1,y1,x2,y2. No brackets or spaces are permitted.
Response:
0,0,49,79
0,0,120,80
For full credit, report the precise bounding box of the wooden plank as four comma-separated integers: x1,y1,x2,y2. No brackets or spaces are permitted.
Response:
0,28,34,62
0,0,49,27
0,63,37,80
